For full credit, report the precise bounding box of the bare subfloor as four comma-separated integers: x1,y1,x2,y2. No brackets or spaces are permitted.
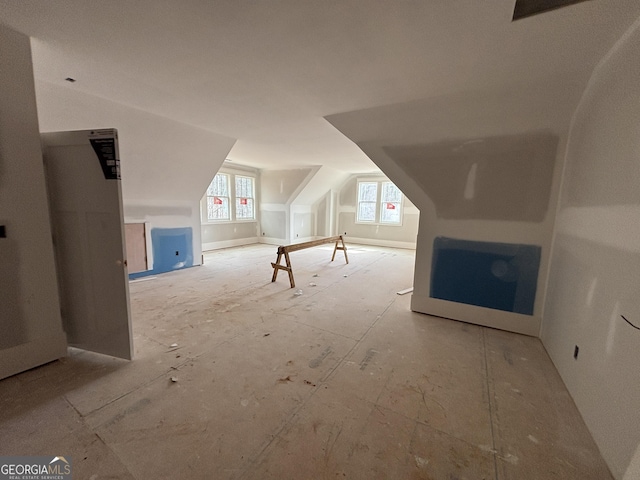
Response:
1,244,611,479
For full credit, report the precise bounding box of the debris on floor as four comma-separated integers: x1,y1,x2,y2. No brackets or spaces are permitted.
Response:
309,282,317,287
263,333,271,337
169,343,178,348
294,289,303,296
343,274,348,277
6,245,611,479
396,287,413,295
312,274,319,277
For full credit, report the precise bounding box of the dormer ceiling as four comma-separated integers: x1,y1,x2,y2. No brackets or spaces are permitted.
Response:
0,1,638,172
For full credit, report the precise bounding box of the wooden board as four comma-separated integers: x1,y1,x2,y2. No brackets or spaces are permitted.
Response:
125,223,147,273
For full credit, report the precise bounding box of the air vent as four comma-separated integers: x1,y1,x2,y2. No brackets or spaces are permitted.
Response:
513,0,591,20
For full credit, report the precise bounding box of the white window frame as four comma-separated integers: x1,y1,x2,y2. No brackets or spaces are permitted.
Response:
356,178,403,226
379,181,403,225
234,175,255,221
356,181,378,223
206,173,231,221
203,169,258,224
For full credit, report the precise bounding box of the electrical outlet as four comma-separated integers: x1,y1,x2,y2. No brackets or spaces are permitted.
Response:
175,251,179,256
573,345,579,360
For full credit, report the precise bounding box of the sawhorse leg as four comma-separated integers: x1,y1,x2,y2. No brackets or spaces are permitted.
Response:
283,250,295,288
271,250,283,282
271,247,296,288
332,236,349,264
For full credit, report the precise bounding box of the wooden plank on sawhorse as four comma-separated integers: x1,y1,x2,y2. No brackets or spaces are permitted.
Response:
271,235,349,288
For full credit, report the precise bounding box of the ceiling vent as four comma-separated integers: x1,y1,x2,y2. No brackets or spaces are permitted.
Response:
513,0,591,20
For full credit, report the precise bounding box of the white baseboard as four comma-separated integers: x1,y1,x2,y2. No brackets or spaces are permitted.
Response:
259,236,325,246
207,236,409,251
411,294,540,337
343,236,416,250
258,236,287,246
202,237,258,251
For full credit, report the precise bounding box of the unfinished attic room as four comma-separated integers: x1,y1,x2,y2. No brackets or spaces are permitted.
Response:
1,0,639,478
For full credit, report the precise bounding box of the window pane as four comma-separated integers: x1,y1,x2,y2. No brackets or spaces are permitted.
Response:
235,176,254,220
381,182,402,202
236,198,254,219
380,202,401,223
207,174,229,196
235,176,254,199
358,202,376,222
207,196,230,220
358,182,378,202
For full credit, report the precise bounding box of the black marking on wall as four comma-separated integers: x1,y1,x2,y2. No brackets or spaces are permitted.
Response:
621,315,640,331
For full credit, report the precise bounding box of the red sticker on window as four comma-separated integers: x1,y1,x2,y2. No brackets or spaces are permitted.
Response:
213,196,223,205
240,198,248,205
386,203,396,209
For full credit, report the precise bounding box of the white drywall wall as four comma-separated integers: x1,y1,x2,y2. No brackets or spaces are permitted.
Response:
289,166,350,244
259,167,326,244
260,168,314,205
35,80,235,268
375,133,563,335
326,87,569,335
542,17,640,480
0,25,66,379
259,168,314,244
292,166,349,206
336,175,419,249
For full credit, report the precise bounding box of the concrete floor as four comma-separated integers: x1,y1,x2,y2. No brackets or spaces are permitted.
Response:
0,244,611,479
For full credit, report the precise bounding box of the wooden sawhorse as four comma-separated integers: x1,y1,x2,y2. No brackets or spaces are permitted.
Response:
271,235,349,288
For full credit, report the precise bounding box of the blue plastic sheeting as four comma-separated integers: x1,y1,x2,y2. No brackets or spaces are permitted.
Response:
430,237,541,315
129,227,193,279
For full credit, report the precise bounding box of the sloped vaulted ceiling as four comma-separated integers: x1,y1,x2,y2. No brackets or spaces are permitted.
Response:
0,0,639,173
